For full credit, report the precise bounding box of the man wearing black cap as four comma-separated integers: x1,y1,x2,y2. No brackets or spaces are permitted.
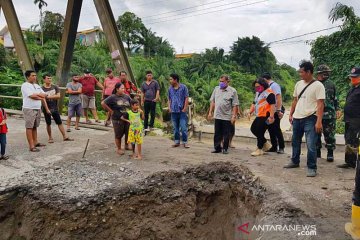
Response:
338,67,360,169
344,67,360,239
79,69,104,124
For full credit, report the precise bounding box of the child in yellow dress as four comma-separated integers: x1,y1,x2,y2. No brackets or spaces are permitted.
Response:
121,99,144,159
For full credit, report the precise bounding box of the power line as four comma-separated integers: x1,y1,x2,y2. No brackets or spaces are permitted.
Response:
267,25,341,46
144,0,250,22
147,0,268,25
142,0,227,19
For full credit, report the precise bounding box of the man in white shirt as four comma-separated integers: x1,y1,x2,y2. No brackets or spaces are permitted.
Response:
284,61,325,177
21,70,50,152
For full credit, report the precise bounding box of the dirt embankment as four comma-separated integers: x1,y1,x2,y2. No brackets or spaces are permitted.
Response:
0,162,271,240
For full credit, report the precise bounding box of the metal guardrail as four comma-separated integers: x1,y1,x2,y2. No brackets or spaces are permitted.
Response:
0,83,103,100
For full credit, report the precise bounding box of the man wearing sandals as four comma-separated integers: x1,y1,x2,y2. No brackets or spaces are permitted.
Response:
79,69,103,124
21,70,50,152
41,74,73,143
66,74,83,132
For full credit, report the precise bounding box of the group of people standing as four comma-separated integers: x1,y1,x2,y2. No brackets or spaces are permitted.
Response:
11,68,190,160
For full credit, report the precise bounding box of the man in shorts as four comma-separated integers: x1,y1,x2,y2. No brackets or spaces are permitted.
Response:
66,74,83,132
42,74,73,143
79,69,103,124
21,70,49,152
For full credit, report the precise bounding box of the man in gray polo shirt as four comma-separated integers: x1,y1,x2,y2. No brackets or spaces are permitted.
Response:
208,75,239,154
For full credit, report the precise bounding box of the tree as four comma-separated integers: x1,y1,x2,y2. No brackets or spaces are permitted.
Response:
33,0,47,9
34,0,48,46
311,2,360,98
329,2,359,28
230,36,276,74
117,12,145,52
42,11,64,43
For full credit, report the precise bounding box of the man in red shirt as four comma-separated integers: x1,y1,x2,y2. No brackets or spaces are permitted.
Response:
79,69,104,124
119,71,138,96
103,68,121,126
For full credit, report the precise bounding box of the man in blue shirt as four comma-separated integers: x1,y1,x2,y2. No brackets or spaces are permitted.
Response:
168,73,190,148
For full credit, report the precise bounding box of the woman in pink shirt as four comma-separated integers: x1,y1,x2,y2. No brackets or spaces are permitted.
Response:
102,68,121,126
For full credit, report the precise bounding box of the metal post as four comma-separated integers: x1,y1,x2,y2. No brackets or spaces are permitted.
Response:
1,0,33,73
93,0,135,84
56,0,83,112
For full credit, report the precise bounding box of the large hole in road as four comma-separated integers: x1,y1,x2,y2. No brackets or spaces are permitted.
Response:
0,162,266,240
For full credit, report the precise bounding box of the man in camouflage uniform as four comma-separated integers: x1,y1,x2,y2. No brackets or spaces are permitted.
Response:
316,64,339,162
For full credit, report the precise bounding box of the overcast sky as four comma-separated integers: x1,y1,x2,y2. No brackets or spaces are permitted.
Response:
1,0,360,68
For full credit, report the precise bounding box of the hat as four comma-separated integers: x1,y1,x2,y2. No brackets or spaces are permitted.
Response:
316,64,331,74
349,67,360,77
84,69,91,74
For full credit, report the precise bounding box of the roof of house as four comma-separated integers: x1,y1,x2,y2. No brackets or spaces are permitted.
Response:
175,53,194,59
77,27,103,35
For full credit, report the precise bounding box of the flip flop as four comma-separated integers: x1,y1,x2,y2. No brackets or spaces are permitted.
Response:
75,127,80,130
134,156,142,160
30,148,40,152
63,137,74,141
35,143,46,147
116,150,125,155
48,139,54,143
86,120,92,124
66,129,71,132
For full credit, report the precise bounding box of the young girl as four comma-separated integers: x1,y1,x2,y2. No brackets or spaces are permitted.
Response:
0,107,9,160
121,99,144,160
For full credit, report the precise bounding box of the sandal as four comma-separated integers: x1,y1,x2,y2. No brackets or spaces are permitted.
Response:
35,143,46,147
63,137,74,141
86,120,92,124
66,129,71,132
75,127,80,130
30,148,40,152
48,139,54,143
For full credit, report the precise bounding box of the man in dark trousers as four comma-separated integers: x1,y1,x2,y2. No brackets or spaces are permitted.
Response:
208,75,239,154
339,67,360,169
141,70,160,131
344,67,360,239
315,65,340,162
262,72,285,154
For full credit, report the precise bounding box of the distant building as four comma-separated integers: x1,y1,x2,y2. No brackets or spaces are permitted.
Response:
175,53,194,59
0,25,105,48
76,26,105,46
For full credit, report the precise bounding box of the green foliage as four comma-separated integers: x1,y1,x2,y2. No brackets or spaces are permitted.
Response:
118,12,174,58
42,11,64,43
230,36,276,74
116,12,145,52
0,45,6,67
0,11,297,119
310,3,360,99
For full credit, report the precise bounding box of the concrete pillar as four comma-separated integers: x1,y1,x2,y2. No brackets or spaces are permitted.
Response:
56,0,83,112
93,0,135,84
0,0,33,73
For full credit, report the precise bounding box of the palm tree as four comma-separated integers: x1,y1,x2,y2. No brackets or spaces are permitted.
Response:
329,2,359,28
33,0,48,46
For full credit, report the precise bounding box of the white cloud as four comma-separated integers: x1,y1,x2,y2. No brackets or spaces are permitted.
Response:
1,0,360,67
